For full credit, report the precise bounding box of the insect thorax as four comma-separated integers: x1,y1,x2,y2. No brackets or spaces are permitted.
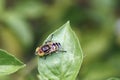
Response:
41,45,50,53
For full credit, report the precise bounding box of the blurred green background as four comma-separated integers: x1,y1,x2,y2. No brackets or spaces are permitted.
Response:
0,0,120,80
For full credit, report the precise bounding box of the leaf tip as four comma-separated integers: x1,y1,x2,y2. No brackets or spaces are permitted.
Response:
22,64,26,67
66,20,70,24
66,20,70,25
64,20,71,29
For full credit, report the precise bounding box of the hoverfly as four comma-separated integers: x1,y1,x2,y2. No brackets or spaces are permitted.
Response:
35,34,66,58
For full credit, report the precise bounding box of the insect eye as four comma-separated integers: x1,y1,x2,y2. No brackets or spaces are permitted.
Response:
35,47,40,52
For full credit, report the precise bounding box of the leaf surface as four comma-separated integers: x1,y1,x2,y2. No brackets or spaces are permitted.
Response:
0,49,25,76
38,21,83,80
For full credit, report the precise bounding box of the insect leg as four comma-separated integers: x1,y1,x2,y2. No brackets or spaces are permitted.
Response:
57,43,66,52
50,34,54,41
44,56,47,59
57,50,67,53
45,34,54,44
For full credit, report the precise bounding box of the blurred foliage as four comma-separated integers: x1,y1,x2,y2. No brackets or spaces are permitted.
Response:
107,77,120,80
0,0,120,80
0,49,25,76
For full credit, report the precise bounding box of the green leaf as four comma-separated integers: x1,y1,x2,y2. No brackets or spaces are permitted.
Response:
0,49,25,76
38,21,83,80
